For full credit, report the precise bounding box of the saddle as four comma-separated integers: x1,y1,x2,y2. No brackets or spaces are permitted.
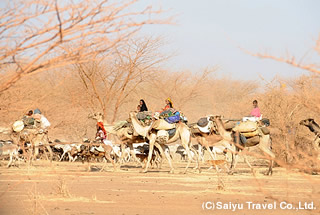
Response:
195,117,212,133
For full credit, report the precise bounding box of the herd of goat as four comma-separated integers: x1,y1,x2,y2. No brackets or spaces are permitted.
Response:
0,138,219,169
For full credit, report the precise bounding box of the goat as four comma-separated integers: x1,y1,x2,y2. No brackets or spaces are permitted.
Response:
135,144,162,169
209,140,234,162
0,143,20,168
176,145,195,161
54,144,75,162
111,145,131,163
77,143,116,171
206,159,229,172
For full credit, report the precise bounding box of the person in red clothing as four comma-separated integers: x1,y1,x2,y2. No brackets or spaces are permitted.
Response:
96,122,107,141
250,100,261,117
162,98,173,111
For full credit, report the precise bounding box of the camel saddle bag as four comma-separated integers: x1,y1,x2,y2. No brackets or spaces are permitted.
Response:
233,121,258,133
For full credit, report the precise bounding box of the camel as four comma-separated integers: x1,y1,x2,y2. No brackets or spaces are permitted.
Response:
190,117,234,159
11,129,53,164
89,112,146,166
129,112,197,174
210,115,275,175
188,116,235,173
300,118,320,153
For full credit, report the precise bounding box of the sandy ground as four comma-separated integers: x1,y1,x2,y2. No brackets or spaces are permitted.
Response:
0,159,320,215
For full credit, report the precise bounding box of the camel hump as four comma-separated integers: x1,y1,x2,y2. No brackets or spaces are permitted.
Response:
152,119,176,130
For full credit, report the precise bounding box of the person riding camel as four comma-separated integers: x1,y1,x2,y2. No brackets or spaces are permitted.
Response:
139,99,148,112
33,108,51,130
96,122,112,146
250,100,261,118
96,122,107,141
22,110,35,128
242,100,262,122
163,98,173,112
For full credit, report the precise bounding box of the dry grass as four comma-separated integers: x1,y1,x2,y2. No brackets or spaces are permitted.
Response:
55,177,71,198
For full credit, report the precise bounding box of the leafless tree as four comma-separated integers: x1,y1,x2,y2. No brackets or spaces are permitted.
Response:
0,0,169,93
245,34,320,75
75,36,169,123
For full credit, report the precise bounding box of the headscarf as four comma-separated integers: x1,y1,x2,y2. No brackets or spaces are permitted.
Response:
167,98,173,108
34,108,41,114
97,122,107,136
140,99,148,112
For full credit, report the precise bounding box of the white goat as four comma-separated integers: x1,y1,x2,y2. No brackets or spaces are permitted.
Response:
111,145,131,163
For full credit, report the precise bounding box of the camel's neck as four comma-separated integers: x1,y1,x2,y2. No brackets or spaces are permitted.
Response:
306,122,320,135
130,113,151,137
104,123,117,135
214,118,232,141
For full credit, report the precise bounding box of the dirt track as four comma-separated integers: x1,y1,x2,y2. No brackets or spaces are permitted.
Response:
1,160,320,215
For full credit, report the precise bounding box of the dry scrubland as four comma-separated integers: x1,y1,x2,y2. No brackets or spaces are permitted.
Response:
1,69,320,166
0,0,320,214
1,70,320,215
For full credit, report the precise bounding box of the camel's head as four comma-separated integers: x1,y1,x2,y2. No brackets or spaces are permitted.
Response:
89,112,104,122
299,118,314,126
128,111,136,119
209,115,222,121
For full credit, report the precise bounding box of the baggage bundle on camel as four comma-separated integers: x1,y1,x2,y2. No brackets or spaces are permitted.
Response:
223,120,237,131
232,119,271,147
12,120,24,132
136,111,153,126
159,108,181,124
196,117,214,133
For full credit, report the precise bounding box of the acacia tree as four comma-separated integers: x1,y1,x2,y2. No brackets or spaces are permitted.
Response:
0,0,169,93
75,37,168,123
247,34,320,75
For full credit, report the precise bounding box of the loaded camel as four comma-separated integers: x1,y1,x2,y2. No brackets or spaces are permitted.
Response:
299,118,320,153
129,112,197,174
210,115,275,175
11,128,53,164
189,116,235,169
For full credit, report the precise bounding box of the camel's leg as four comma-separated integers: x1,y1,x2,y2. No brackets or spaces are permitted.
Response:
259,135,275,175
229,150,240,175
7,153,13,168
72,155,77,162
101,147,116,172
243,153,254,173
191,147,201,172
198,145,205,163
142,134,156,173
118,143,125,165
153,149,162,169
59,151,67,162
156,143,174,173
46,145,53,163
125,150,131,162
181,135,196,174
67,152,73,162
100,157,107,172
34,142,39,161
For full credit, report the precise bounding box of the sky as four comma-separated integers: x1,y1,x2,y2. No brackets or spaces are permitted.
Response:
140,0,320,81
